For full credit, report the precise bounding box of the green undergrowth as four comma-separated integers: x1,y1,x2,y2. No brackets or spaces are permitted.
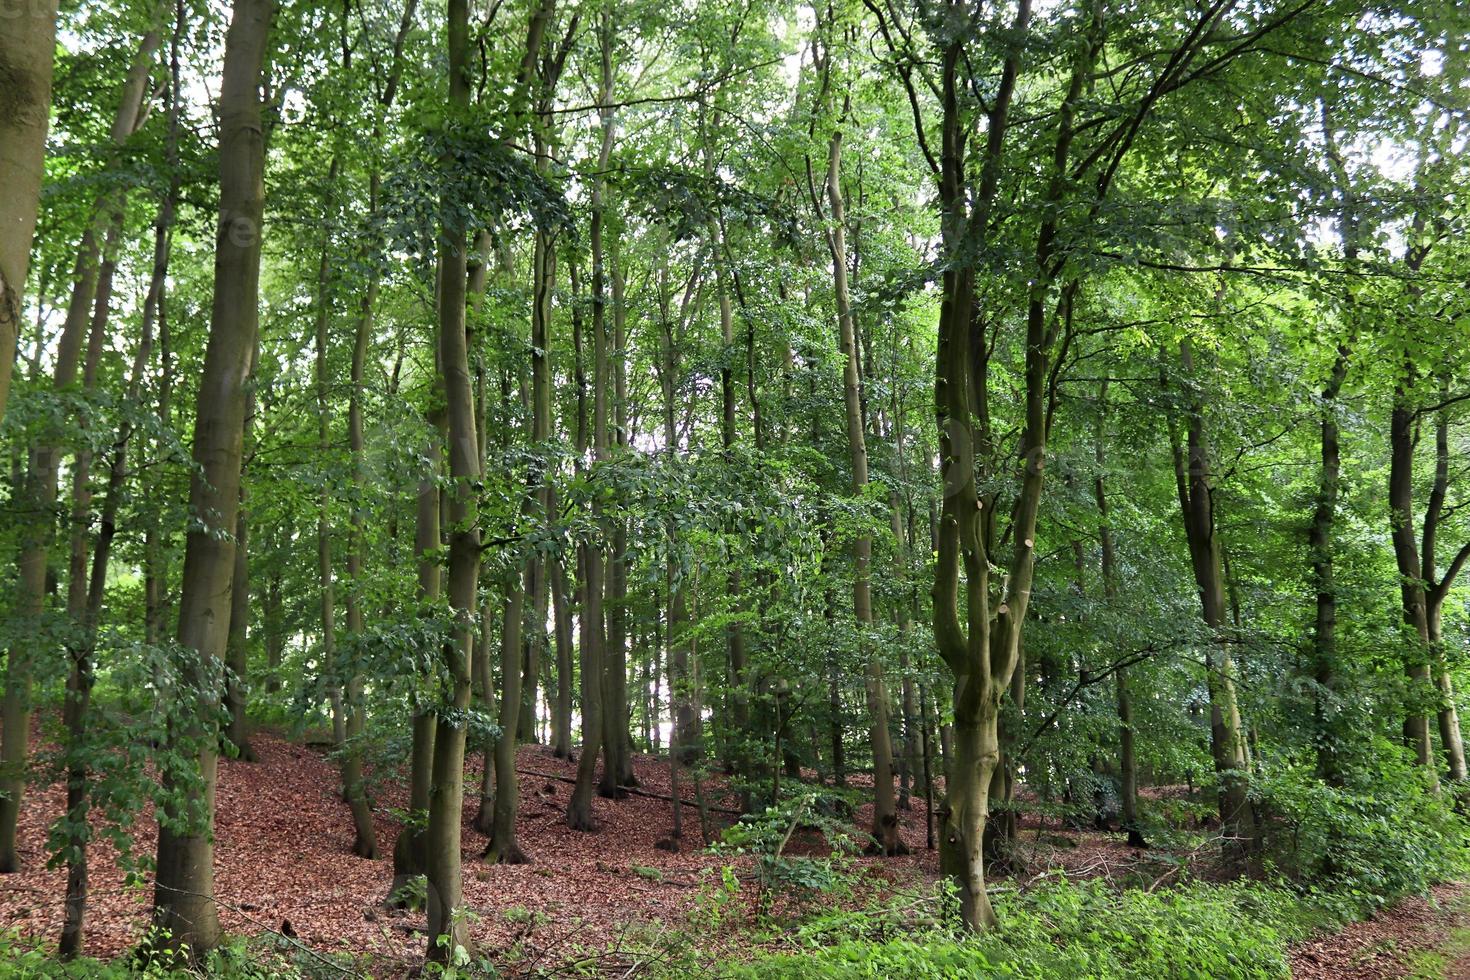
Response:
695,877,1336,980
0,930,370,980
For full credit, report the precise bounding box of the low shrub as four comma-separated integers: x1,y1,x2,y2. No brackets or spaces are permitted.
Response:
719,877,1315,979
1254,743,1469,915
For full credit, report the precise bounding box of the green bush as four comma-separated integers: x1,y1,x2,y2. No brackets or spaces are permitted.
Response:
719,878,1309,979
1254,743,1469,915
0,929,364,979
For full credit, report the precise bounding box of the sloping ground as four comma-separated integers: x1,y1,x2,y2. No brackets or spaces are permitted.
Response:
1291,883,1470,979
0,727,946,972
15,723,1438,977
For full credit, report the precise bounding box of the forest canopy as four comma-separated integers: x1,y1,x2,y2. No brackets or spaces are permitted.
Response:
1,0,1470,975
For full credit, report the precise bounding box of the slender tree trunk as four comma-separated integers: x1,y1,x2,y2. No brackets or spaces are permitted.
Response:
0,25,159,872
574,17,621,820
1309,347,1348,785
1390,393,1435,772
550,543,575,758
591,39,631,799
223,116,259,752
313,156,349,772
53,156,129,956
606,241,635,788
1425,421,1469,784
702,130,748,783
568,541,606,830
485,570,529,861
473,595,496,834
59,126,177,951
144,234,177,652
223,359,256,763
567,250,606,830
424,1,478,959
149,0,272,957
339,174,383,859
659,260,701,763
390,454,438,910
263,565,283,692
1168,338,1255,858
0,0,60,424
1392,382,1470,787
1093,381,1143,846
920,680,936,850
821,124,900,853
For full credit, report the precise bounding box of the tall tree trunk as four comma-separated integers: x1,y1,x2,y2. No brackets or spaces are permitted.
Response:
568,225,606,828
144,76,181,654
519,209,551,754
335,0,418,853
0,24,159,873
702,129,748,783
1309,346,1348,785
568,541,606,829
472,594,496,834
389,423,439,897
931,0,1039,931
1391,385,1436,772
149,0,272,957
550,543,575,758
58,105,175,953
1425,401,1469,786
314,157,349,773
424,0,479,959
0,0,60,423
606,238,635,788
1168,338,1255,858
1391,373,1470,787
224,345,257,763
1311,108,1355,787
485,570,529,861
340,176,381,858
469,229,498,838
820,121,900,854
592,31,630,799
659,254,701,763
1094,381,1144,846
388,417,438,893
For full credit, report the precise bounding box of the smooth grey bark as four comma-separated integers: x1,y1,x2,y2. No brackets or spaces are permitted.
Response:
424,0,479,960
224,343,258,763
818,105,901,855
0,0,60,424
1093,381,1144,846
549,541,575,759
59,57,176,945
149,0,273,957
1167,337,1255,857
0,24,159,873
389,415,440,901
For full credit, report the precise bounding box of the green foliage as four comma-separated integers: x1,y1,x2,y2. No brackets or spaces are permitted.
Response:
0,927,367,979
718,878,1313,979
715,790,862,901
1255,746,1470,914
388,873,429,913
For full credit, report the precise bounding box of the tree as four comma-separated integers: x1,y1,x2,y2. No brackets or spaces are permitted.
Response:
149,0,273,956
423,0,480,960
0,0,60,424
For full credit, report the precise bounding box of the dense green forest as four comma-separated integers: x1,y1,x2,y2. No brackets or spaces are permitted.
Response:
2,0,1470,975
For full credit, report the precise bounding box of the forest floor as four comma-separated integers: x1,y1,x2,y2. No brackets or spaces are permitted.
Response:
1291,883,1470,979
1,724,945,972
0,720,1465,976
